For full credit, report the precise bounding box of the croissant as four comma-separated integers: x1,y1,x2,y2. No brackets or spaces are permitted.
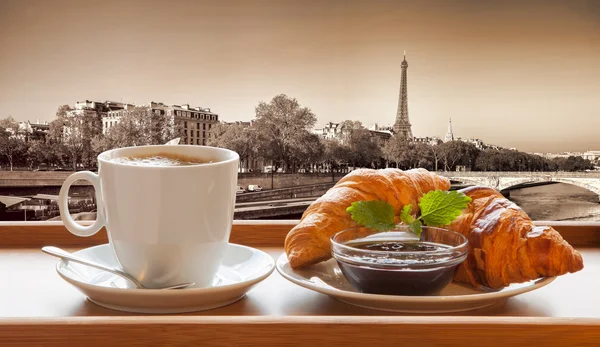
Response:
284,168,451,268
449,186,584,289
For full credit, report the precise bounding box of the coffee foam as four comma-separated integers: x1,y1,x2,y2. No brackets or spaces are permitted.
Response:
110,152,214,167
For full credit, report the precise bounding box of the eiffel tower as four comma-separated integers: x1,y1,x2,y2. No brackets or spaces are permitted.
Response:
393,51,413,141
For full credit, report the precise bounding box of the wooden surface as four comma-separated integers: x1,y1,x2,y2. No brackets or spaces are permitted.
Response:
0,221,599,346
1,317,599,347
1,219,599,248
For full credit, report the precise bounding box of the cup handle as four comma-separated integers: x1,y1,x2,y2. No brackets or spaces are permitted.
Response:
58,171,105,237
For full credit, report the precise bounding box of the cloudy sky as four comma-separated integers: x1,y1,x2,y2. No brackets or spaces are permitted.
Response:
1,0,599,152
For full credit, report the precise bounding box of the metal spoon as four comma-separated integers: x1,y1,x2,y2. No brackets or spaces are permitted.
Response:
42,246,194,290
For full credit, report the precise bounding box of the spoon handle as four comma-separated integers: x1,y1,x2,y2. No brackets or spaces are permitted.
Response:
41,246,142,288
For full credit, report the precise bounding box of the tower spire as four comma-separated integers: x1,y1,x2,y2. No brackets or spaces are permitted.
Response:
393,50,412,140
444,118,454,142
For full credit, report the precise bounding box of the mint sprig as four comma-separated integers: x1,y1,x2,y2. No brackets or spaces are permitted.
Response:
346,190,471,237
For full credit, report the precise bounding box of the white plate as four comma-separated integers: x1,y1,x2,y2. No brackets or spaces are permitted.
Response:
276,253,555,313
56,243,275,314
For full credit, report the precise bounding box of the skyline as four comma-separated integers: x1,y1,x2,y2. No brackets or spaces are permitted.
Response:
1,0,599,152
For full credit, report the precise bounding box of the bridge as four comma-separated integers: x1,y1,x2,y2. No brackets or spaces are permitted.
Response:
439,171,600,201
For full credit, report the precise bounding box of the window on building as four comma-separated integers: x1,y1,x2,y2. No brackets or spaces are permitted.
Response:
197,139,201,145
202,139,206,145
196,123,200,129
184,121,188,128
203,131,206,138
202,123,206,130
208,124,212,130
177,111,181,116
196,130,200,137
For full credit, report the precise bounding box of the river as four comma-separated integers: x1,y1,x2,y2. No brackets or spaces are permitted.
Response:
508,183,600,221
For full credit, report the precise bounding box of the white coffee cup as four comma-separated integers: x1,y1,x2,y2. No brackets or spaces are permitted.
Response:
58,145,239,289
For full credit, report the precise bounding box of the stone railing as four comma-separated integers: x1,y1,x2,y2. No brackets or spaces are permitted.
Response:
440,171,600,178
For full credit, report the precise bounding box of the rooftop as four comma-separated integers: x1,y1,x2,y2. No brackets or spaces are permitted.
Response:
0,195,30,208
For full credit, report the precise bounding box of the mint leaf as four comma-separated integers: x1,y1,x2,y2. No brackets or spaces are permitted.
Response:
407,219,423,237
399,204,423,236
346,200,396,231
418,190,472,227
400,204,414,224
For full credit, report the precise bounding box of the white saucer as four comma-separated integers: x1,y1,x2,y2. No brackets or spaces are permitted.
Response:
276,253,555,313
56,243,275,314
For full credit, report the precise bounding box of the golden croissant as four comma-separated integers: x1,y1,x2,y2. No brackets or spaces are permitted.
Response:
284,168,451,268
449,186,584,289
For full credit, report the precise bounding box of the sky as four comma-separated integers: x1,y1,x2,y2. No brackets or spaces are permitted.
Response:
0,0,599,153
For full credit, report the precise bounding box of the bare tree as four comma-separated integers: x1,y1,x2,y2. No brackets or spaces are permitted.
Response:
207,123,258,172
104,107,176,148
253,94,317,172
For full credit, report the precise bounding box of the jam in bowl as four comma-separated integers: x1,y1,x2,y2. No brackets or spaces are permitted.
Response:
330,226,468,296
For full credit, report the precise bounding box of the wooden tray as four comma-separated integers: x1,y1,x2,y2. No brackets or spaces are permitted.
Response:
0,220,599,346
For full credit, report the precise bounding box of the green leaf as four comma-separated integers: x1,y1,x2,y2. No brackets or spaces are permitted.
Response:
418,190,472,227
346,200,396,231
399,204,423,237
407,219,423,237
400,204,414,224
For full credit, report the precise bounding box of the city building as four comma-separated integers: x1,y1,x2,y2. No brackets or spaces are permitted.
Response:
312,121,392,143
537,152,584,160
369,129,393,142
99,101,219,146
392,52,413,141
368,123,393,142
75,100,130,113
312,122,348,142
4,120,50,142
583,150,600,164
414,136,443,146
71,100,132,140
103,103,136,134
172,103,219,146
368,123,393,132
223,120,255,127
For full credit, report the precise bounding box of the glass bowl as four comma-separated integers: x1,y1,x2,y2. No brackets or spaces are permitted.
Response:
330,226,468,296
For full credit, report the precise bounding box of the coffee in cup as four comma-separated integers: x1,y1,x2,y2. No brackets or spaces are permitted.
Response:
58,145,240,289
109,152,215,167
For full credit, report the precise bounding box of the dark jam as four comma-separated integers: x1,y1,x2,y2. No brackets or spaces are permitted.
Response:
336,241,458,296
359,241,444,252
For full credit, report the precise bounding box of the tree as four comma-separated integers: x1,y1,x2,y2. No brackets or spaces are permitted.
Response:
253,94,317,171
322,138,350,173
207,123,258,172
429,141,443,171
48,105,101,171
438,140,480,171
340,121,382,168
553,156,594,171
0,117,28,171
289,132,324,172
382,137,433,170
104,106,176,149
27,140,49,169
